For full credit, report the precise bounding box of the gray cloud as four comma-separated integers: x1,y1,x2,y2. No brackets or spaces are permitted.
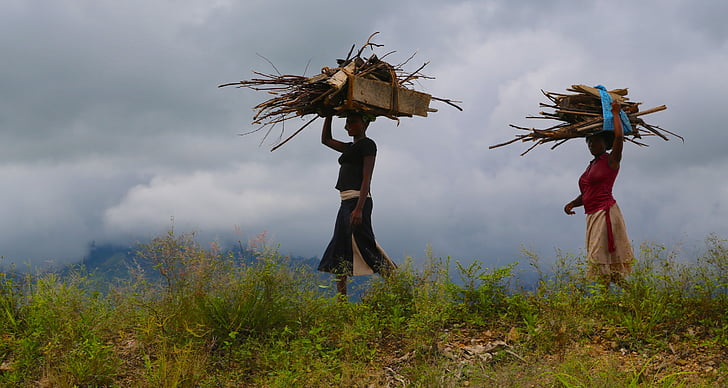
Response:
0,0,725,266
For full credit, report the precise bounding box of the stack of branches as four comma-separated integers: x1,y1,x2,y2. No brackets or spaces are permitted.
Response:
489,84,682,156
219,32,462,151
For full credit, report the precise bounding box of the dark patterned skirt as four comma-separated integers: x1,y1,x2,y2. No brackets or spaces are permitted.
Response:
318,197,395,276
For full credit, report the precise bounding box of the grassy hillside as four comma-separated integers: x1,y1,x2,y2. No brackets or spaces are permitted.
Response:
0,231,725,387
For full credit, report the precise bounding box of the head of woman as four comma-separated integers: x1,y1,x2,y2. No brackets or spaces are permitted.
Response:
344,113,373,137
586,131,614,156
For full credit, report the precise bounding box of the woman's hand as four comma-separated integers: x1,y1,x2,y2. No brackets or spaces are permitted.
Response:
350,207,363,227
610,100,622,114
564,202,576,215
321,116,347,152
564,196,581,215
318,105,336,118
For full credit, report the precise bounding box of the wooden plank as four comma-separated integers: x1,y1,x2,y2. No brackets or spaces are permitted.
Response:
632,104,666,117
325,61,356,90
570,84,627,102
305,73,328,83
348,75,432,117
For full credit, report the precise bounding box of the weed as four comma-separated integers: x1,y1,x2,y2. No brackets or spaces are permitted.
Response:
0,230,725,386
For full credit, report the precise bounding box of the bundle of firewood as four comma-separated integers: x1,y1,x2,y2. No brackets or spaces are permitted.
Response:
489,84,682,156
220,33,461,151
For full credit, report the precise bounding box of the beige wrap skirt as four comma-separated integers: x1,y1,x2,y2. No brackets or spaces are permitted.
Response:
585,203,634,280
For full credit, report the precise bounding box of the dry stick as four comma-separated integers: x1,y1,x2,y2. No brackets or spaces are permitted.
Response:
238,126,268,137
307,88,337,105
636,121,670,141
508,124,535,132
625,137,649,147
505,349,527,363
513,122,567,132
356,62,397,79
270,116,319,152
520,139,545,156
553,109,601,116
355,32,382,58
550,138,570,150
259,122,276,147
489,135,529,149
640,121,684,142
400,61,430,84
431,96,464,111
632,105,667,117
273,120,286,145
258,114,297,125
540,113,562,119
650,125,684,142
218,81,244,88
344,44,356,62
302,58,312,77
377,50,397,62
538,102,565,109
256,53,282,76
396,50,418,69
541,89,558,104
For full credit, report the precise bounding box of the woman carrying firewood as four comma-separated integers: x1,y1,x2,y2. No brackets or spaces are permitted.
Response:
318,113,395,296
564,101,634,285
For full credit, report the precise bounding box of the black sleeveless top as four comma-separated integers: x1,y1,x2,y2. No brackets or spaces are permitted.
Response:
335,137,376,191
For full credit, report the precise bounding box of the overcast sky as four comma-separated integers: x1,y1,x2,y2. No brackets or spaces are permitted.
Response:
1,0,726,269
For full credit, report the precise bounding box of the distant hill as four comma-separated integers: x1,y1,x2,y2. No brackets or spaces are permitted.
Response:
58,241,539,300
60,242,383,301
65,241,318,279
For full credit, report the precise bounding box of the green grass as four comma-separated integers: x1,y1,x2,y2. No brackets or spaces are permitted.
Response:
0,231,725,387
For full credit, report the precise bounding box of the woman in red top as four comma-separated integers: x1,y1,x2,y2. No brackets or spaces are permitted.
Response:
564,101,634,284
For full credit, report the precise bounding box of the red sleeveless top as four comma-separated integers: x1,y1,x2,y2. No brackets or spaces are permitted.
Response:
578,153,618,214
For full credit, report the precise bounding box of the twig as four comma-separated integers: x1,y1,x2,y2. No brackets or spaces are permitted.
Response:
520,139,544,156
256,53,281,76
397,50,419,69
270,116,319,152
355,31,382,58
430,96,463,111
550,138,569,150
344,44,355,63
505,349,527,363
400,61,430,84
489,135,528,149
302,58,312,77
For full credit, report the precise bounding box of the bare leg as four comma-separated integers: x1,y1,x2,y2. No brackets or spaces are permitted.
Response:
596,274,611,290
612,272,629,290
336,275,348,297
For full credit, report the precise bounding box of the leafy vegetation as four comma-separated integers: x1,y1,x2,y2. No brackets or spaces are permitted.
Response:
0,232,725,387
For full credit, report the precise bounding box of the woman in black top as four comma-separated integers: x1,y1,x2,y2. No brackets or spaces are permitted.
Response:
319,113,394,296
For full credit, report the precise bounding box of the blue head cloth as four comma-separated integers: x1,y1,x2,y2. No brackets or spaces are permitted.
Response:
594,85,633,134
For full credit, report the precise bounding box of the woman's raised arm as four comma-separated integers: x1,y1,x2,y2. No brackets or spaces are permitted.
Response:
321,116,347,152
608,101,624,169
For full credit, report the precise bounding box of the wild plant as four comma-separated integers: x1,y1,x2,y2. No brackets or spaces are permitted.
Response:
445,260,516,325
9,270,119,386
